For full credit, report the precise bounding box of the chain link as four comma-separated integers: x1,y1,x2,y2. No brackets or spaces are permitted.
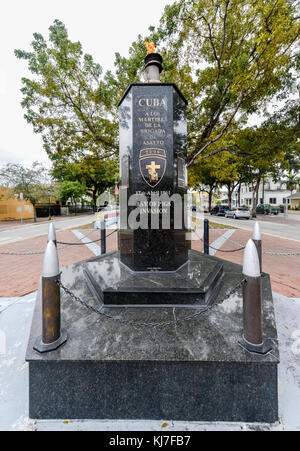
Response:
56,228,117,245
0,228,118,255
263,251,300,256
57,278,246,328
192,228,245,253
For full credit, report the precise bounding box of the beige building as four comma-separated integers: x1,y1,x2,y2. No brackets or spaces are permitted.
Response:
287,192,300,210
0,188,34,221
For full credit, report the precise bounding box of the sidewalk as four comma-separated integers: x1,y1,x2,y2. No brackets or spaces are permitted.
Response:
0,225,299,298
0,213,93,232
0,227,118,297
192,228,300,298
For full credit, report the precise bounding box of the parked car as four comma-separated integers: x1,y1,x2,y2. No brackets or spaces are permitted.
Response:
256,204,279,215
210,205,230,216
225,206,251,220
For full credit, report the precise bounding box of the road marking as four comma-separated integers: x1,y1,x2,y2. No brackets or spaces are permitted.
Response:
209,229,236,256
71,230,101,256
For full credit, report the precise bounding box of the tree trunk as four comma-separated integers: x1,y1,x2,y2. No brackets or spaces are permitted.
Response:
238,182,242,207
208,189,213,212
252,177,261,218
92,189,98,212
227,183,232,209
33,204,37,222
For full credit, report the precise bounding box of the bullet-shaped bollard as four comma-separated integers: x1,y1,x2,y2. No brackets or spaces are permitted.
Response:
238,239,272,355
47,223,57,246
253,221,262,273
204,219,209,255
101,221,106,255
33,240,67,353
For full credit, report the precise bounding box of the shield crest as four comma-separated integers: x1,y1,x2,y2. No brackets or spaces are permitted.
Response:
139,148,167,188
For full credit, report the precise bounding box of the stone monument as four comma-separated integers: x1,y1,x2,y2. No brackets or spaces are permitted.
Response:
81,45,223,307
26,45,279,423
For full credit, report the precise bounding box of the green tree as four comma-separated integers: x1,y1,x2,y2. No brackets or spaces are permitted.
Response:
0,162,50,221
157,0,300,166
15,20,118,164
57,180,87,213
52,156,117,209
233,124,289,216
189,155,220,210
285,172,300,195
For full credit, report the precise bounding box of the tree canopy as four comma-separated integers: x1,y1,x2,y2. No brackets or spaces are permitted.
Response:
15,20,118,164
15,1,300,176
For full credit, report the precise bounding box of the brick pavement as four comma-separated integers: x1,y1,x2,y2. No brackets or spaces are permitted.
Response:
0,228,118,297
0,226,299,298
192,228,300,298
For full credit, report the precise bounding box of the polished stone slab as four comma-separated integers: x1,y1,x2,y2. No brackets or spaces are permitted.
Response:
26,251,279,422
83,251,223,306
119,83,190,271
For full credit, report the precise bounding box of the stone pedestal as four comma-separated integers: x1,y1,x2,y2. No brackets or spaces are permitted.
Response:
26,252,279,423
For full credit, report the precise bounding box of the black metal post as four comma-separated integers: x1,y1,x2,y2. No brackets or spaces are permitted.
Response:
101,221,106,255
204,219,209,255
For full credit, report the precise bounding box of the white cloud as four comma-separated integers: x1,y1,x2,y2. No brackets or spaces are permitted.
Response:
0,0,171,167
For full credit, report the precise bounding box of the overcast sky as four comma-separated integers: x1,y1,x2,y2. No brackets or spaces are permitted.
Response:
0,0,171,167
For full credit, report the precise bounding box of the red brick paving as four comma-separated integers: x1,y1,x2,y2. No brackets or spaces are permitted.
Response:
0,228,118,297
192,228,300,298
0,226,299,298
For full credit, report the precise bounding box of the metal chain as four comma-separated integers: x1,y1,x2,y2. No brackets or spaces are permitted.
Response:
0,228,118,255
192,228,245,253
57,278,246,328
194,227,300,256
56,228,117,245
211,227,246,248
208,244,245,253
263,251,300,256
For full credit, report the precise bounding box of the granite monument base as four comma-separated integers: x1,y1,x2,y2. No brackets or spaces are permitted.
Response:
26,251,279,423
83,251,224,306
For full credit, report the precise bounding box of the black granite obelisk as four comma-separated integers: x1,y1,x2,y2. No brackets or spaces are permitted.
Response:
118,53,190,271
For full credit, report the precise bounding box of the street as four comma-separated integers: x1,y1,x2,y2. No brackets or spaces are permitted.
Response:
202,213,300,242
0,214,95,245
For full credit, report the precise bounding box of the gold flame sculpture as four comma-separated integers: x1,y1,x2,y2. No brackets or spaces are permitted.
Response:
144,41,156,54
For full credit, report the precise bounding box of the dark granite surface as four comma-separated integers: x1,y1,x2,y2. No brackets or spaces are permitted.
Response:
29,361,278,422
119,84,189,271
27,251,279,422
82,251,223,306
26,251,279,364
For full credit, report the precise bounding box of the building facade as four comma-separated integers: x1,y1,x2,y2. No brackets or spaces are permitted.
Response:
0,188,34,221
239,179,292,208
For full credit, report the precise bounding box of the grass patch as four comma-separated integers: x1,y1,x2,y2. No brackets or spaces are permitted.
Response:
191,216,237,230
